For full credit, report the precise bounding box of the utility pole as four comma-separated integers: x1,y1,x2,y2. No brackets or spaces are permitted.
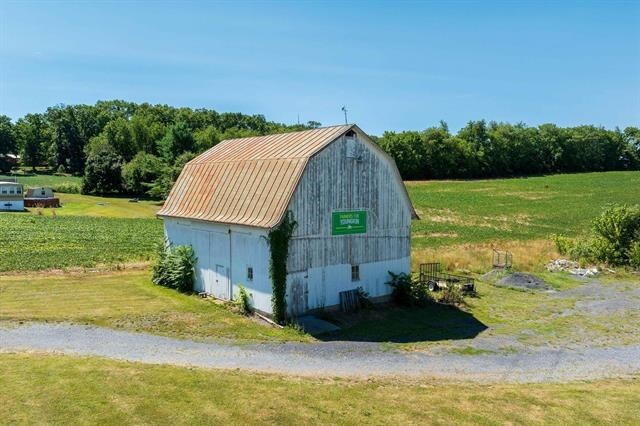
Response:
341,105,348,124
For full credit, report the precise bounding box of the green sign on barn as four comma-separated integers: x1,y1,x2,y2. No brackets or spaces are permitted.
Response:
331,210,367,235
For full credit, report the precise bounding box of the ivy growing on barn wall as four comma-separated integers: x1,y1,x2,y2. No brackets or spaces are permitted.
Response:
266,211,297,324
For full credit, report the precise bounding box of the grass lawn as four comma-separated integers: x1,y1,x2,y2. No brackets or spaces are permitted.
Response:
0,172,81,192
1,353,638,425
2,268,637,349
0,213,163,272
51,192,160,218
0,270,308,343
327,272,640,349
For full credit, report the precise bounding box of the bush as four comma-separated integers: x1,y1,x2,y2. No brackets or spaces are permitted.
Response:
356,286,374,309
234,285,252,314
629,241,640,270
50,182,80,194
591,204,640,264
152,242,197,293
439,285,465,305
386,271,432,307
552,234,574,256
552,204,640,267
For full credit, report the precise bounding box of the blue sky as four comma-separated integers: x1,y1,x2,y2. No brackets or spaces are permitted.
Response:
0,1,638,135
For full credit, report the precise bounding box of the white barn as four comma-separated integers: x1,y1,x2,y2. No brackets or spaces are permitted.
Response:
157,125,417,316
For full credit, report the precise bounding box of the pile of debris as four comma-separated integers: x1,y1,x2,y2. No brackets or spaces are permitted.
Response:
546,259,598,277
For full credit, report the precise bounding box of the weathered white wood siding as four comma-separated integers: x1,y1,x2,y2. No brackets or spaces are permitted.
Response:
164,218,273,313
286,129,411,312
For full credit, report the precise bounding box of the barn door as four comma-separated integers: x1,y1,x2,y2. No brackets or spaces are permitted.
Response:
213,264,229,300
289,274,308,317
194,231,212,293
207,231,231,300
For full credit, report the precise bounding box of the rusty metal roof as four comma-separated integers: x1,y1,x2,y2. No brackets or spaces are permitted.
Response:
157,125,354,228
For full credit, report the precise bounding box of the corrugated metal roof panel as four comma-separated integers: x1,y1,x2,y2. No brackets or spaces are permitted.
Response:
157,125,353,228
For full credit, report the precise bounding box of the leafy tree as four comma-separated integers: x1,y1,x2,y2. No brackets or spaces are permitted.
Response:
0,115,17,172
15,113,49,170
122,152,165,195
193,125,221,153
149,151,196,199
377,131,426,179
100,117,136,161
157,122,195,161
82,144,124,194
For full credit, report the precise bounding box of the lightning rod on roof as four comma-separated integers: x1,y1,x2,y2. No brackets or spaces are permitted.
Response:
341,105,348,124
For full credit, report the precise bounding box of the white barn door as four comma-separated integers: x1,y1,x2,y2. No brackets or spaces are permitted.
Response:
193,231,213,293
208,230,231,300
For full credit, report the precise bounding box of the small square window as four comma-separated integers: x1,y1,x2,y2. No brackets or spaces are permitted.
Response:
247,266,254,281
16,189,21,194
9,189,14,194
351,264,360,282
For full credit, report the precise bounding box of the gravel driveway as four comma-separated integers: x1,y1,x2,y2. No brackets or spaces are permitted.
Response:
2,323,639,383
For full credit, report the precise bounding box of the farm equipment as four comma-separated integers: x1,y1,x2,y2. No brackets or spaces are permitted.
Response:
419,262,476,294
492,248,513,269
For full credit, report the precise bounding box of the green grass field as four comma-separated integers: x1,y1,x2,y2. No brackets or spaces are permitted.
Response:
0,270,308,343
408,171,640,249
1,353,638,425
0,172,81,192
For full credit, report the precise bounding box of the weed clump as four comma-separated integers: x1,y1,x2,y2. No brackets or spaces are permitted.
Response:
386,272,433,307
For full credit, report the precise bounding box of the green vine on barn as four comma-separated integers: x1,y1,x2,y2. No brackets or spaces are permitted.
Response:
267,211,297,324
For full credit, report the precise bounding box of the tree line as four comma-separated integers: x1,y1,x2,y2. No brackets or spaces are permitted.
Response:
0,100,638,198
0,100,319,197
375,121,639,180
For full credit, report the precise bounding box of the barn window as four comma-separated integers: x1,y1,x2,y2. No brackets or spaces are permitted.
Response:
247,266,254,281
351,264,360,282
9,189,14,194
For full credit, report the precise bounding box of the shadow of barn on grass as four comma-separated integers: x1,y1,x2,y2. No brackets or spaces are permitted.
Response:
315,303,488,343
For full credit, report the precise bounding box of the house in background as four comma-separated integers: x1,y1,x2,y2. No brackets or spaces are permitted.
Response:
24,187,60,208
0,181,24,211
158,125,417,316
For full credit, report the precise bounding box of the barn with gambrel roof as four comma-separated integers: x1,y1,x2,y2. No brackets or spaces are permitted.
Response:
158,124,416,316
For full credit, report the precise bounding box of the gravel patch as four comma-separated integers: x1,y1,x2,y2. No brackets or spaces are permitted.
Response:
2,323,639,384
497,272,549,290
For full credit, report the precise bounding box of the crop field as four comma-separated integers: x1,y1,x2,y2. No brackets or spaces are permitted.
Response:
0,214,162,272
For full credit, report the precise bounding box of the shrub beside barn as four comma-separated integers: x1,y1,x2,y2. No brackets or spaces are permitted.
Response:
157,125,417,316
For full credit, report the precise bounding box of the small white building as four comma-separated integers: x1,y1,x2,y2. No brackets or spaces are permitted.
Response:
0,181,24,211
158,125,417,316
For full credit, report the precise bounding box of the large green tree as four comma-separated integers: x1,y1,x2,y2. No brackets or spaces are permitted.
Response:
15,113,49,170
